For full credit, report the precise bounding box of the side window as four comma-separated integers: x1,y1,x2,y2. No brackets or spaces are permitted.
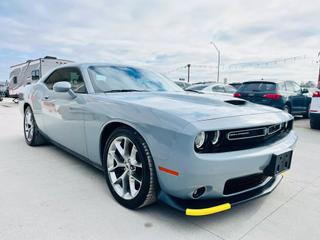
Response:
225,85,236,93
44,68,87,93
212,85,225,92
44,70,60,90
13,76,17,84
31,70,40,80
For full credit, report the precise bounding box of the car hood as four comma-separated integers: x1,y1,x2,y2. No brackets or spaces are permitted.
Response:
98,91,281,122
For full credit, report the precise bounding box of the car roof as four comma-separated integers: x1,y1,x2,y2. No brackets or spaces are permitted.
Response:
52,63,144,70
242,80,282,84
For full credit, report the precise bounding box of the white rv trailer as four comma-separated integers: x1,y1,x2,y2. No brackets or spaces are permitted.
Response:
9,56,73,98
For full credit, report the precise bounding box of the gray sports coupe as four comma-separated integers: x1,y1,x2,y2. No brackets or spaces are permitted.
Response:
20,63,297,216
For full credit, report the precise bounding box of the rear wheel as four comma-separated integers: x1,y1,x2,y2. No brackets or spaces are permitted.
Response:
303,104,310,119
310,118,320,130
24,106,47,146
103,127,158,209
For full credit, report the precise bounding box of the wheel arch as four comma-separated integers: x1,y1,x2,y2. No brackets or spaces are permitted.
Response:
99,121,149,167
23,102,31,112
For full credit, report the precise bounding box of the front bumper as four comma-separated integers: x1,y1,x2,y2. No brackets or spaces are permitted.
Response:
157,129,297,200
159,174,283,216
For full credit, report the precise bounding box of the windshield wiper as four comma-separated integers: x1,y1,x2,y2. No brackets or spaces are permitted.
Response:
184,89,204,94
104,89,149,93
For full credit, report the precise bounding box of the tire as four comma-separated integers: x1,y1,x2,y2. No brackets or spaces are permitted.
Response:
24,106,47,146
283,104,291,114
310,119,320,130
103,127,158,209
303,104,310,119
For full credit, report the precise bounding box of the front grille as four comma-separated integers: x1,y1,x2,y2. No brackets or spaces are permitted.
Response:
227,127,267,140
200,120,293,153
223,173,268,195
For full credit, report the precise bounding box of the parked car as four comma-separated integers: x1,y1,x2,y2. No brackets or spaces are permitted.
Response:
185,83,210,92
20,63,297,216
234,80,311,117
201,83,237,96
174,81,191,89
310,90,320,129
229,82,242,90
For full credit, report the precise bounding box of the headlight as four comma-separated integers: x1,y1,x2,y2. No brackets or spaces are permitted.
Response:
194,131,206,149
194,130,220,152
211,130,220,145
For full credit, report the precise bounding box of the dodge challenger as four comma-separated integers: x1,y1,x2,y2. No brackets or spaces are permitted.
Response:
20,63,297,216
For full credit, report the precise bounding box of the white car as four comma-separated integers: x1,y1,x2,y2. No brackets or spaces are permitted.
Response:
310,90,320,129
201,83,237,96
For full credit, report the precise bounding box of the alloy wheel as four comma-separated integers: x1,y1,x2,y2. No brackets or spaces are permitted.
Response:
24,108,34,142
107,136,143,200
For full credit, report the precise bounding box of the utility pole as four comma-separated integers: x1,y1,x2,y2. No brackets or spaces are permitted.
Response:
186,64,191,83
210,41,221,82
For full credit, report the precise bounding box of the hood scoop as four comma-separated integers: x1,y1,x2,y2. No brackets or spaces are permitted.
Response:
224,100,247,106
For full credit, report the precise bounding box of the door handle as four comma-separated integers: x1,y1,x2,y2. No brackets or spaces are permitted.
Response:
42,96,50,101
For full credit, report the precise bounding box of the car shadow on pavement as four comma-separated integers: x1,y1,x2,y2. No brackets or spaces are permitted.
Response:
44,141,268,230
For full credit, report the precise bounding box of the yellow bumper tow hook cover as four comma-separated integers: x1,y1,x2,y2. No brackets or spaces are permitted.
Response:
185,203,231,216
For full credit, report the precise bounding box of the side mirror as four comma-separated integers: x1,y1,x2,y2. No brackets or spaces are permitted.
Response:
301,88,309,94
53,81,71,93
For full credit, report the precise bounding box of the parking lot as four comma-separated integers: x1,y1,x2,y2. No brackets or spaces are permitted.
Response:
0,98,319,240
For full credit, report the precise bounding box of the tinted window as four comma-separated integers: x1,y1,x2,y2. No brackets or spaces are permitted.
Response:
230,83,242,89
212,85,225,92
239,82,276,92
88,66,182,93
31,70,40,80
225,85,236,93
44,67,86,93
186,84,209,91
13,76,17,84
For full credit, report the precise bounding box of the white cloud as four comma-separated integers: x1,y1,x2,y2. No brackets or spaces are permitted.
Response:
0,0,319,83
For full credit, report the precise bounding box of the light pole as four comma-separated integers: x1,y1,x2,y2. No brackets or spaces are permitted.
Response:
210,41,221,82
186,64,191,83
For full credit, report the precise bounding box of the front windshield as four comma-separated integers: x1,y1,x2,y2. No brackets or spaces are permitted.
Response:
88,65,183,93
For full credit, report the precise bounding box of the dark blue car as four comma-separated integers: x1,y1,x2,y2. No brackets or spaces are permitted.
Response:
234,80,311,117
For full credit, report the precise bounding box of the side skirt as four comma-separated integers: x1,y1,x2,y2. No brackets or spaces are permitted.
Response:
39,130,104,172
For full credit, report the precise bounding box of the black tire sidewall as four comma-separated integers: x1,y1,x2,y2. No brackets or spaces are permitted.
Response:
284,104,291,114
103,127,153,209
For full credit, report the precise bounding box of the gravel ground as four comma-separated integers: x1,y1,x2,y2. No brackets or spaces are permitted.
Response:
1,98,319,240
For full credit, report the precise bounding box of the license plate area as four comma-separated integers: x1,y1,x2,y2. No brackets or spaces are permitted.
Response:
264,151,292,176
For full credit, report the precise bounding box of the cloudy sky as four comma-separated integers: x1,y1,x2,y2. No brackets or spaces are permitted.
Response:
0,0,319,83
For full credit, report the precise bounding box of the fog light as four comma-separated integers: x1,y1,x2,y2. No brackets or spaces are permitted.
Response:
192,187,206,199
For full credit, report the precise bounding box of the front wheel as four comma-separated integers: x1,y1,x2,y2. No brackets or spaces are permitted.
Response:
24,106,47,146
103,127,158,209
